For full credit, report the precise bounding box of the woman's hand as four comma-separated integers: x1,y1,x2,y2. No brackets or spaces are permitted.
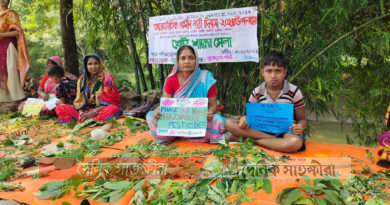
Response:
41,93,49,101
238,116,249,129
206,111,214,121
153,106,162,120
289,123,304,135
38,91,48,100
55,99,64,105
0,30,18,39
207,97,217,122
79,110,97,121
37,88,48,101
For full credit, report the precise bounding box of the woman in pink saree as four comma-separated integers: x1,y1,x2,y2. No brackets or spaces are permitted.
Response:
18,56,76,115
55,54,121,123
37,56,77,100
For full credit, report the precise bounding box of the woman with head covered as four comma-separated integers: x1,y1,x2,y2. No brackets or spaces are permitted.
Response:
18,56,77,115
55,54,121,123
146,45,226,143
37,56,77,101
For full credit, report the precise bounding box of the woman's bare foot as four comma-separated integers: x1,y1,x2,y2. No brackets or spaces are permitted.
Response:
227,134,240,142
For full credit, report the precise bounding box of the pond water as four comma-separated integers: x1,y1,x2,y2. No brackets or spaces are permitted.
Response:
307,120,352,144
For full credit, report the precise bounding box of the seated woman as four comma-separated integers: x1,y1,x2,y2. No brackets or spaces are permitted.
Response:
377,104,390,167
47,65,77,106
146,45,226,143
55,54,121,123
37,56,76,101
18,56,76,115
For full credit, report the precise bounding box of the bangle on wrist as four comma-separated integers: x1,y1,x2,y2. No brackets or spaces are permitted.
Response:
93,109,98,115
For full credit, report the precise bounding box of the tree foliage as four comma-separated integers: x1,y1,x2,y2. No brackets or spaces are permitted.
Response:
12,0,62,78
13,0,390,146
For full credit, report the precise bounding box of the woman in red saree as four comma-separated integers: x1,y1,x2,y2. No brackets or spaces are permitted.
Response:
0,0,30,102
55,54,121,123
18,56,77,115
37,56,77,101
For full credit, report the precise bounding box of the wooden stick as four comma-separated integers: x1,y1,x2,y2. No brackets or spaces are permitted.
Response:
100,146,125,151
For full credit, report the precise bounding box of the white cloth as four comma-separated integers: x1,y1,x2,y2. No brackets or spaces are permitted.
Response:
0,42,25,102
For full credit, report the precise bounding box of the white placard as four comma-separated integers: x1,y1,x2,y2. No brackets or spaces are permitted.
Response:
45,97,59,110
26,98,44,103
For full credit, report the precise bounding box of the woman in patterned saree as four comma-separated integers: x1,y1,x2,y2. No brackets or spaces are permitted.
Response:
55,54,121,123
0,0,30,102
146,45,226,143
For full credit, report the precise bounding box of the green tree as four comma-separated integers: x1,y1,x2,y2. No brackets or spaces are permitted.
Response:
12,0,63,78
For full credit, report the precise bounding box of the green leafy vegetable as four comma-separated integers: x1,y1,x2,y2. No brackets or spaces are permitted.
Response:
77,180,136,203
34,180,71,200
56,141,64,148
0,158,20,182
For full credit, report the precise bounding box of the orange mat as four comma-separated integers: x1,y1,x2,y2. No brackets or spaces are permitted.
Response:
0,128,385,205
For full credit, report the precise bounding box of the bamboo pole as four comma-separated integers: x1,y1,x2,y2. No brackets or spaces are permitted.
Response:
170,0,176,14
258,1,265,83
289,12,390,82
117,0,143,94
136,0,156,89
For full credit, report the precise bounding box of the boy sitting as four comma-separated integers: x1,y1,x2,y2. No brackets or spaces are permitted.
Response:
225,52,306,152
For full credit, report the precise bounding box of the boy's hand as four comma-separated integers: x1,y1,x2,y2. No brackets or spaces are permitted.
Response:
289,123,304,135
206,111,214,121
238,116,249,129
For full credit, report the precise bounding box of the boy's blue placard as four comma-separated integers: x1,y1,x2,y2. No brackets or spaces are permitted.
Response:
246,103,293,134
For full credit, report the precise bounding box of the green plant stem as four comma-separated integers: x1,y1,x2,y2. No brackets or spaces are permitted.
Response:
170,0,176,14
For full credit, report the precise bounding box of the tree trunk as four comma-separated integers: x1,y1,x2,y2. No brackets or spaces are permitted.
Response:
60,0,79,76
126,45,141,95
131,36,148,92
136,0,156,90
159,64,164,89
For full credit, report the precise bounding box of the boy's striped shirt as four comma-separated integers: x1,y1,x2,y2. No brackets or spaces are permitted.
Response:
248,80,305,109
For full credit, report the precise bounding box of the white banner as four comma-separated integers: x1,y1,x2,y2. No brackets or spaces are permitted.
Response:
148,7,258,64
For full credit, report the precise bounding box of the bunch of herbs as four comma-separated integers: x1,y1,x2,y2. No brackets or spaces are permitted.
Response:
0,158,21,182
76,179,138,203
